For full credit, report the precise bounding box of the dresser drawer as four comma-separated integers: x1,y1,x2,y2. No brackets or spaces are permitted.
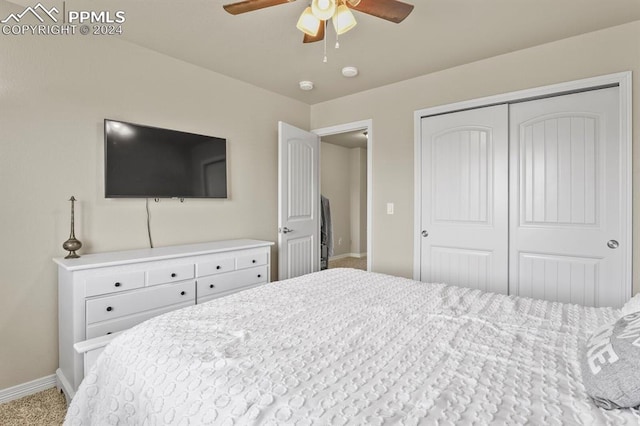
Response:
85,300,193,339
237,252,268,270
85,271,145,297
146,264,194,286
197,266,268,300
197,256,235,277
86,281,195,324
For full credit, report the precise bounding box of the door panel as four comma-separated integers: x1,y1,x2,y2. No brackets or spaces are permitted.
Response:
509,87,623,307
432,127,491,223
517,252,600,306
519,114,599,226
286,236,315,278
420,105,509,294
278,122,320,281
430,247,493,292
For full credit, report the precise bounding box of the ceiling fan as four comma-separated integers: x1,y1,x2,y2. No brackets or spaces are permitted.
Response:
223,0,414,43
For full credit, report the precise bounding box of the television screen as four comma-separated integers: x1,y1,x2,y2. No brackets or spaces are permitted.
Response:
104,119,227,198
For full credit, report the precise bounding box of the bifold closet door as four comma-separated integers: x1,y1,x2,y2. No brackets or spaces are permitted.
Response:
509,87,624,307
420,105,509,294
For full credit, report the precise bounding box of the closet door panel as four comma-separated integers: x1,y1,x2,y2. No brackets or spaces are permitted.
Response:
509,87,623,307
517,252,599,306
420,105,509,294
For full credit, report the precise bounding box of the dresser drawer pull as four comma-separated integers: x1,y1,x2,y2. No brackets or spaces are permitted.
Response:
216,265,221,270
114,282,121,287
106,306,113,312
209,284,215,289
257,274,262,278
180,291,186,296
252,259,257,264
106,332,112,335
171,273,177,278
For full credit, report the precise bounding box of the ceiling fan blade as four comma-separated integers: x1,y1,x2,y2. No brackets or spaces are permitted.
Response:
350,0,414,23
223,0,295,15
303,22,325,43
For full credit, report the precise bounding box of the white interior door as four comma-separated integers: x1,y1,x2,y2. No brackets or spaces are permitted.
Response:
278,121,320,281
420,105,509,294
509,87,626,307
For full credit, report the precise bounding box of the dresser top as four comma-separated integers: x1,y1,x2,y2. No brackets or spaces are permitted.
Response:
53,239,274,271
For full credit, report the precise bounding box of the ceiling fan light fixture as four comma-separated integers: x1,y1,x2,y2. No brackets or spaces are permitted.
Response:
311,0,336,21
332,4,357,35
296,7,321,36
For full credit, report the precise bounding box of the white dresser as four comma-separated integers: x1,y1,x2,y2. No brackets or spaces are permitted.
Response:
54,239,273,401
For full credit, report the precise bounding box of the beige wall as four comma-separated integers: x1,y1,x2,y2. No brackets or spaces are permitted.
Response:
320,142,351,256
311,21,640,287
349,148,367,255
320,142,368,258
0,34,309,388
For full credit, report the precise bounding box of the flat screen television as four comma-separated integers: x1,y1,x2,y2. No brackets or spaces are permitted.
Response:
104,119,227,199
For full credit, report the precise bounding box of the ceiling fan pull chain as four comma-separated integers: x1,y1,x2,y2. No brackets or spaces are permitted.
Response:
335,0,340,48
335,7,340,49
323,20,328,62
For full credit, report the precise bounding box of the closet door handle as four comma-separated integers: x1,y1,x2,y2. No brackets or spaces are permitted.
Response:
421,230,429,238
280,227,294,234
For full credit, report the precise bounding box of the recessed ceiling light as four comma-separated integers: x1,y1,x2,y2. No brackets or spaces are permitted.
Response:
299,80,314,91
341,66,359,78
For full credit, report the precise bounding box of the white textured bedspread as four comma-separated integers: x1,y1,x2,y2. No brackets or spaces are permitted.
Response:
65,269,640,425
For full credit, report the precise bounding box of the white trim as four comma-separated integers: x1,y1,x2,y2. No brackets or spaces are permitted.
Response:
414,72,632,303
313,119,373,272
413,110,422,280
329,252,368,261
619,72,633,301
414,72,630,118
0,374,58,404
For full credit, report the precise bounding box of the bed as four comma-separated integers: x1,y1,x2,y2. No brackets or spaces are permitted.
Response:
65,268,640,425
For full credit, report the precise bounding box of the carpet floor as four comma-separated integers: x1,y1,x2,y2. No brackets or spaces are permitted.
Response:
0,388,67,426
328,256,367,270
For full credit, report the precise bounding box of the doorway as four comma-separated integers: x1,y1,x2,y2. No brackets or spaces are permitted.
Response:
313,120,372,271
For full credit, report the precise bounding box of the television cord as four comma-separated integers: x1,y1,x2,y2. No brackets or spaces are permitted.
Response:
146,198,154,248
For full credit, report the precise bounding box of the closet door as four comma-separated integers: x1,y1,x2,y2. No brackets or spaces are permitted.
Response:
420,105,509,294
509,87,624,307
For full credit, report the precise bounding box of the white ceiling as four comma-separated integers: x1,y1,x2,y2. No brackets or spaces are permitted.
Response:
8,0,640,104
322,130,368,149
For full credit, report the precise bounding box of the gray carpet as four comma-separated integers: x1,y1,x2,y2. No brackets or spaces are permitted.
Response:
0,388,66,426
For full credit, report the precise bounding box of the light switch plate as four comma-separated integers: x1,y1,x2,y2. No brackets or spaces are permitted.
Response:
387,203,394,215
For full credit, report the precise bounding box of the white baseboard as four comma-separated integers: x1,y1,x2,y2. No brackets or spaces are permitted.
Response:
329,252,367,261
0,374,57,404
